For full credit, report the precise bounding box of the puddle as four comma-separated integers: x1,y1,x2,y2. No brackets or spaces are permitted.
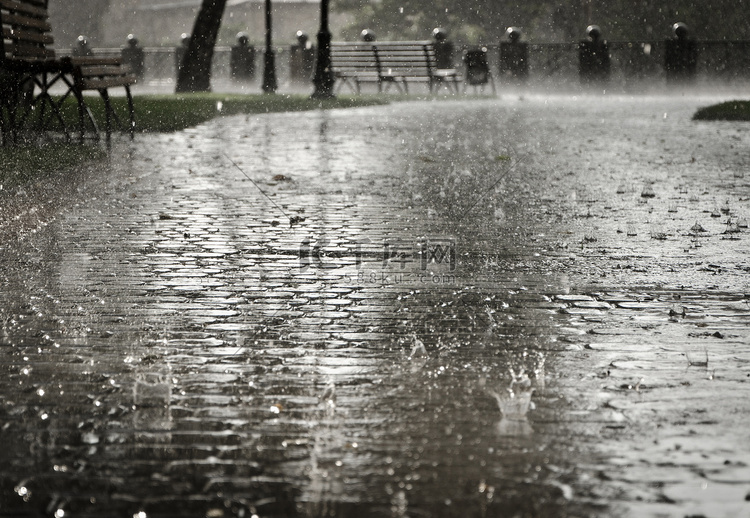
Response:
2,94,749,516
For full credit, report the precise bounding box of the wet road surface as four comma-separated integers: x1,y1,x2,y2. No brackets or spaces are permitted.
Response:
1,94,749,517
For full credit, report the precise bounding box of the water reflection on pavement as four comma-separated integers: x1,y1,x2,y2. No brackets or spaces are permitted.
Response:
1,94,749,517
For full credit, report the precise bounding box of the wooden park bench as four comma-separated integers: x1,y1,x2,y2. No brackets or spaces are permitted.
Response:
330,40,460,94
1,0,61,143
60,53,136,140
0,0,135,143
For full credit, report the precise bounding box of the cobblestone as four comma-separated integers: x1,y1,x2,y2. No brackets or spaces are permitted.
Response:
1,94,750,517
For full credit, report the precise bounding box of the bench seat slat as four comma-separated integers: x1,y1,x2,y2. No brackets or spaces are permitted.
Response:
77,65,132,77
4,55,61,72
0,0,47,18
5,42,55,59
68,56,123,67
79,76,137,90
3,26,54,45
3,12,51,31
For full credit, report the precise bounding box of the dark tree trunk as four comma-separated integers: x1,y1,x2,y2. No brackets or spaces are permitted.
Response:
175,0,228,93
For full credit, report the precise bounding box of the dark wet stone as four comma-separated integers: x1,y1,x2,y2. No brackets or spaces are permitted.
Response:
2,96,749,518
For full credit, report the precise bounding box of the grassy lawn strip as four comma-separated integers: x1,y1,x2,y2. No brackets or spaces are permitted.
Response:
0,143,105,190
693,100,750,121
91,93,390,133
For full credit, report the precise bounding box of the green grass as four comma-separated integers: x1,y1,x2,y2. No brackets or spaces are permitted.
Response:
1,93,390,188
94,93,390,133
693,100,750,121
0,143,105,189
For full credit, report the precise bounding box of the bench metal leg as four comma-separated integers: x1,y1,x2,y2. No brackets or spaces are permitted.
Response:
69,86,99,143
98,87,133,141
449,78,459,94
125,85,135,139
334,77,358,94
22,72,76,141
0,98,10,145
100,89,113,142
432,77,459,95
381,77,408,95
0,81,16,145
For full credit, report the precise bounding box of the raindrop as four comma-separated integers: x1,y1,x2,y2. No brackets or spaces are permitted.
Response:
15,485,29,499
390,490,408,517
410,334,427,357
725,219,741,235
690,222,707,233
319,381,336,409
134,367,171,408
82,432,100,445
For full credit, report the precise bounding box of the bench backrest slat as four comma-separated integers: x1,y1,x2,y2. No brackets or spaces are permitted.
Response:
330,41,442,79
1,0,54,63
0,0,48,18
376,42,434,77
4,11,51,31
330,42,382,74
6,40,53,58
3,25,53,45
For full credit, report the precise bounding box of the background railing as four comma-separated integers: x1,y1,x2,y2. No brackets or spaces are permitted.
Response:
56,40,750,92
57,46,288,88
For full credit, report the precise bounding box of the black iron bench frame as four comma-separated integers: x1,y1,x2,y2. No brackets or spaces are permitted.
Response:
330,40,460,95
1,0,135,144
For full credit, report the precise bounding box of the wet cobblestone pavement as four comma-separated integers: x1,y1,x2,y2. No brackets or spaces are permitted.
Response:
1,95,749,517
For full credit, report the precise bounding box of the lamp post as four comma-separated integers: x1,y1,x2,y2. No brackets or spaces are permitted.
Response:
311,0,334,99
262,0,277,93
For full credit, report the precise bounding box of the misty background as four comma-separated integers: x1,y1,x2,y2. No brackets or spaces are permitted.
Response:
49,0,750,50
